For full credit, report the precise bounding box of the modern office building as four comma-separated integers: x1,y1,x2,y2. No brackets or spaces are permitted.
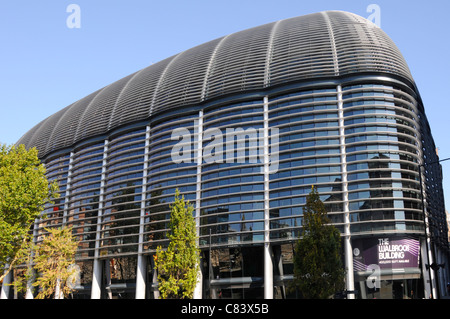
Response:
4,10,449,299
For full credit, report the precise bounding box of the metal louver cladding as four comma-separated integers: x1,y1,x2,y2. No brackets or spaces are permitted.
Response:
17,11,413,158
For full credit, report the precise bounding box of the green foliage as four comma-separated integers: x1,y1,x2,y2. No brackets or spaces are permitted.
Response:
293,186,345,299
32,226,79,299
0,144,58,283
154,189,200,299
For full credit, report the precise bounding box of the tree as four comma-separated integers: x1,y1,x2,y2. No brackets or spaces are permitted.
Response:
32,226,79,299
0,144,58,283
154,189,200,299
293,186,345,299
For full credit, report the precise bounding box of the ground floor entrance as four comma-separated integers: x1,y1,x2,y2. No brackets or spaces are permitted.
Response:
356,278,424,299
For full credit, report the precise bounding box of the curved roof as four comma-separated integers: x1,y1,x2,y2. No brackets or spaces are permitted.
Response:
17,11,413,158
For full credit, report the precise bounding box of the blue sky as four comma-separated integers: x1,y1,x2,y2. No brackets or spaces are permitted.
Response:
1,0,450,207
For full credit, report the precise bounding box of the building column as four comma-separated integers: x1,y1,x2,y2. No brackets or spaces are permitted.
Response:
136,256,147,299
23,218,39,299
0,267,12,299
264,243,273,299
194,111,204,299
91,259,102,299
62,152,74,225
436,248,445,297
418,160,438,299
91,139,109,299
136,125,151,299
263,96,273,299
337,84,355,298
150,256,160,299
420,237,433,298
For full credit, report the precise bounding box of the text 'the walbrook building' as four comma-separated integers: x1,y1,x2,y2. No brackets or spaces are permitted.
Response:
4,11,449,299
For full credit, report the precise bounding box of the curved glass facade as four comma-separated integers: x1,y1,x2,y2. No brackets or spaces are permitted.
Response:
6,11,448,299
342,84,423,236
18,79,440,299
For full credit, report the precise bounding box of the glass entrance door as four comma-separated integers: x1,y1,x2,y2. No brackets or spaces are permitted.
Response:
360,278,423,299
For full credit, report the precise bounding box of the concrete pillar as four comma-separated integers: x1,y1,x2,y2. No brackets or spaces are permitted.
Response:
91,259,102,299
264,243,274,299
194,111,204,299
1,268,12,299
337,84,354,298
263,96,274,299
136,125,151,299
136,255,147,299
420,238,433,298
91,140,108,299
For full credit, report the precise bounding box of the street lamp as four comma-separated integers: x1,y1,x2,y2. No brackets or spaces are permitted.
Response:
418,157,450,299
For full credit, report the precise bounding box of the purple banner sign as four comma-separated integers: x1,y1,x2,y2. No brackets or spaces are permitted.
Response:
353,237,420,271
